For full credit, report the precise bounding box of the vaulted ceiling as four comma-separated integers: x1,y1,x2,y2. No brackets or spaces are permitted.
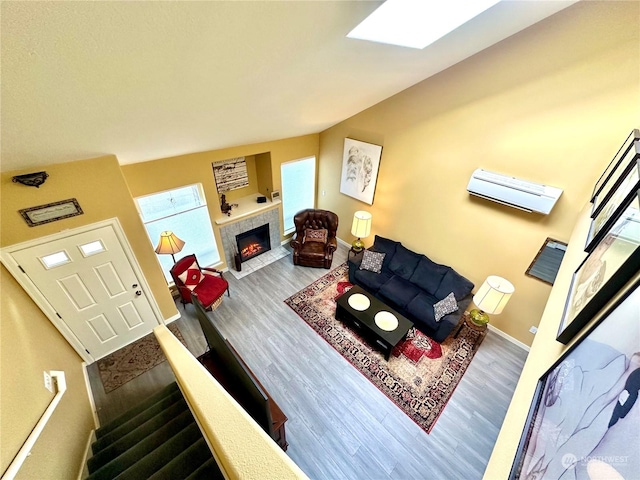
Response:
1,1,575,172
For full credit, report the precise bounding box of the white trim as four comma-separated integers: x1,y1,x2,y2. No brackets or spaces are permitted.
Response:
76,430,96,480
164,312,182,325
82,362,100,428
336,237,351,248
488,324,530,352
0,218,165,364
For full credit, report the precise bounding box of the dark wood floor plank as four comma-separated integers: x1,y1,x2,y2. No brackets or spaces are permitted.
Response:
88,243,528,479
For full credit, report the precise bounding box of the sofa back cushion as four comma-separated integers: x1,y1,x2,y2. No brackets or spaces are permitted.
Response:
388,244,421,280
371,235,399,270
434,269,474,301
409,256,449,295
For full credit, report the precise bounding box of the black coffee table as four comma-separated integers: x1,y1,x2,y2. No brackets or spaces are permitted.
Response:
335,285,414,360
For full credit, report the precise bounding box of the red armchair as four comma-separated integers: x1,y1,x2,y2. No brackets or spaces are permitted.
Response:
170,254,229,311
290,209,339,269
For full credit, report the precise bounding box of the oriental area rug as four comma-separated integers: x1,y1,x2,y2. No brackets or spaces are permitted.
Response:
285,263,484,434
97,323,186,393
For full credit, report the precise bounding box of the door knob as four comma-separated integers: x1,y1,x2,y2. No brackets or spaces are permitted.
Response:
135,290,142,296
132,284,138,288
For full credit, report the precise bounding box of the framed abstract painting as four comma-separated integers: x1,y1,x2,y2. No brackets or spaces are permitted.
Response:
557,190,640,344
510,279,640,479
339,138,382,205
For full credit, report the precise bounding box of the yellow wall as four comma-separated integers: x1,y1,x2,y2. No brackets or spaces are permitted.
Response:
0,265,95,479
0,155,177,321
317,1,639,347
121,134,319,267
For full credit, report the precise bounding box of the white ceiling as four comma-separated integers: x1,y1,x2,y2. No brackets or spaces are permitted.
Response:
1,1,576,172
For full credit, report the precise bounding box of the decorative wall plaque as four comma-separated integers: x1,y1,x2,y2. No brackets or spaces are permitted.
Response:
19,198,84,227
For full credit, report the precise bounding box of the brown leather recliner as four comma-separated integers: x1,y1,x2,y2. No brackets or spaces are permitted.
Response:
290,209,339,269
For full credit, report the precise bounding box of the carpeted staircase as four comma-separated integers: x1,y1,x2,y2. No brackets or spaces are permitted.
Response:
86,382,223,480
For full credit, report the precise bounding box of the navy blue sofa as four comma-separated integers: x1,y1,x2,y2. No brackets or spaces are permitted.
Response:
347,235,474,342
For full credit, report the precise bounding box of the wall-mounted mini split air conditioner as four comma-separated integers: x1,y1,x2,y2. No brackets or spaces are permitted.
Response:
467,169,563,215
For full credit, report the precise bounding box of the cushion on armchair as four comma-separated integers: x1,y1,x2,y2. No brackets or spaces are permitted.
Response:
178,262,204,291
303,228,328,243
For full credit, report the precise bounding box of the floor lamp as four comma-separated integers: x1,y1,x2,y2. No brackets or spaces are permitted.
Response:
155,231,185,263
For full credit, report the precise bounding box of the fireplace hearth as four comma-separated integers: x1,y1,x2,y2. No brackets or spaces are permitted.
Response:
236,224,271,262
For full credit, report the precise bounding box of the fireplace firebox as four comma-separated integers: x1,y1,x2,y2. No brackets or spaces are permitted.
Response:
236,224,271,262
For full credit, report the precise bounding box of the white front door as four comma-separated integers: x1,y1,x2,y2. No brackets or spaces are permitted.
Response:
9,223,160,360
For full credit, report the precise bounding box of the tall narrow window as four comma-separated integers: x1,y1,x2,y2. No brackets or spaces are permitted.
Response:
135,184,220,282
281,157,316,234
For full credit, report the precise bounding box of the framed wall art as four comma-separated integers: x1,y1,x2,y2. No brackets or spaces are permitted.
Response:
212,157,249,192
557,191,640,344
510,278,640,480
19,198,84,227
591,135,639,218
586,160,640,252
339,138,382,205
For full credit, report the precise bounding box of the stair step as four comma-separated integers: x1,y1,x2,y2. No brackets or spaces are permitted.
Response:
95,382,179,439
87,418,199,480
111,422,205,480
88,404,192,473
186,458,225,480
92,391,185,453
146,438,216,480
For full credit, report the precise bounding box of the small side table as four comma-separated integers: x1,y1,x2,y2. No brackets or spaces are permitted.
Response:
348,247,364,262
453,311,487,350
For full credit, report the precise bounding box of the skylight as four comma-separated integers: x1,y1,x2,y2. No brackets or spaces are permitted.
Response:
347,0,502,49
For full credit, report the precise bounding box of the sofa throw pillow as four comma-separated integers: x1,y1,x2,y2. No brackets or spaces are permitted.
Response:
178,262,203,291
359,250,385,273
303,228,328,243
433,292,458,322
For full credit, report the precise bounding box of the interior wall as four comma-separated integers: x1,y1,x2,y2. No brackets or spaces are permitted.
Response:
219,154,258,203
0,265,95,479
317,1,639,347
121,134,319,268
0,155,177,321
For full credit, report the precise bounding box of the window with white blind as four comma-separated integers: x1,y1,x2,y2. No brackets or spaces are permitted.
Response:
281,156,316,234
135,184,220,282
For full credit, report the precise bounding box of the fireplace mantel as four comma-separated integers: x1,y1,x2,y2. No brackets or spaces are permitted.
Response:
214,194,281,226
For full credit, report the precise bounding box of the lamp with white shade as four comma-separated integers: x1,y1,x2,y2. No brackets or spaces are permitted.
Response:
155,231,185,263
469,275,515,326
350,211,372,252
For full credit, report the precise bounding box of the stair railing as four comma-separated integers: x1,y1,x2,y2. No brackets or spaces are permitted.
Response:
154,324,308,480
2,371,67,480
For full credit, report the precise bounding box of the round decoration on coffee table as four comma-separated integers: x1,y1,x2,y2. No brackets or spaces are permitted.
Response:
374,311,399,331
348,293,370,311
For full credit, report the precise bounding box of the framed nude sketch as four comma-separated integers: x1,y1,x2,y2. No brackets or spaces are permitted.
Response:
339,138,382,205
510,279,640,479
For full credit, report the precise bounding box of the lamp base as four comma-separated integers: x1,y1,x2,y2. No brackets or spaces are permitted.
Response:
469,309,490,326
352,238,364,252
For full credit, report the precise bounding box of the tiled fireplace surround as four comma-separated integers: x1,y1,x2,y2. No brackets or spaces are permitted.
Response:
219,208,281,269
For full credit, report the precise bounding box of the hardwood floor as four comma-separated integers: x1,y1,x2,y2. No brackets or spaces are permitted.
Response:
87,244,528,479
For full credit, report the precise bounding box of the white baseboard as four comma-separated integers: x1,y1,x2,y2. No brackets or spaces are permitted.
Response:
81,362,100,429
77,429,96,480
487,324,530,352
164,312,182,325
336,237,351,248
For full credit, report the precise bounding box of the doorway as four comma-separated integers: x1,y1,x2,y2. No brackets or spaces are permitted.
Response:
1,219,163,362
